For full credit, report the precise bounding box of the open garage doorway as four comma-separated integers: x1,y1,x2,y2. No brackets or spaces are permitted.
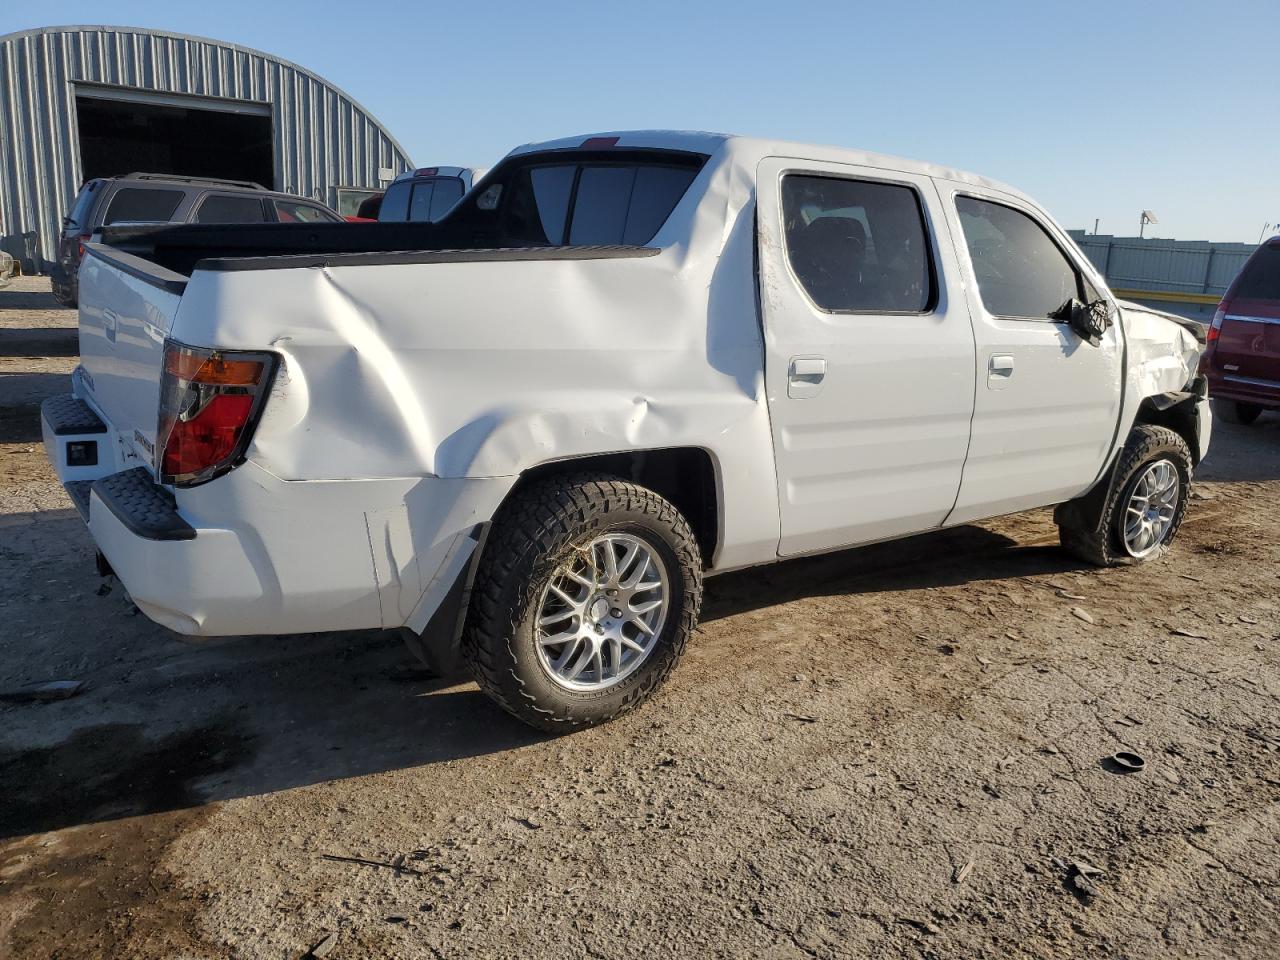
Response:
74,87,275,188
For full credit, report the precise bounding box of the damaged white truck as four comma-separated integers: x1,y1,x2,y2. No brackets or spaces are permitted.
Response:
43,131,1210,730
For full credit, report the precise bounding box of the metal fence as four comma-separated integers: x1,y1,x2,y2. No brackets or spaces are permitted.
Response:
1067,231,1257,321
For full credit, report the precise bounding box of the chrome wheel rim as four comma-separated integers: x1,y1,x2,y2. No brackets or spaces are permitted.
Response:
1122,459,1180,558
535,533,670,692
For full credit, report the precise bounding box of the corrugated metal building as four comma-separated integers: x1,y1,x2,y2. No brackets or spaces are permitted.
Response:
1068,231,1257,323
0,24,413,272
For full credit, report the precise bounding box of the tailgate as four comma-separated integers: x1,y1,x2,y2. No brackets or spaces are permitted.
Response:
1216,298,1280,379
77,244,188,474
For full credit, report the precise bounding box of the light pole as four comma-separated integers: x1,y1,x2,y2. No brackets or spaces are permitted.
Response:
1139,210,1158,238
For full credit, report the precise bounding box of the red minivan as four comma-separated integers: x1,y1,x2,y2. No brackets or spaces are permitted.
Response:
1201,237,1280,424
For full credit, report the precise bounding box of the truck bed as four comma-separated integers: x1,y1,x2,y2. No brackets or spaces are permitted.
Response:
100,220,451,276
98,221,656,279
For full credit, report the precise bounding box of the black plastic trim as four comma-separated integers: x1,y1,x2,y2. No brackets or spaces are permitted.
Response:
400,523,490,678
198,244,662,273
41,395,107,435
66,480,93,522
91,468,195,541
82,242,189,296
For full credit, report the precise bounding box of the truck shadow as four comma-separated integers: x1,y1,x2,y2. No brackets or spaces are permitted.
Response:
0,285,72,313
0,509,1088,841
0,327,79,357
702,524,1074,624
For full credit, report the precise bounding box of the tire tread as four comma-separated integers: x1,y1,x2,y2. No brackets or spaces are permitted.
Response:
463,474,702,732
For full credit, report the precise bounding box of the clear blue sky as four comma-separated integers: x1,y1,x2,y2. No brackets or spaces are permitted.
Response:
11,1,1279,242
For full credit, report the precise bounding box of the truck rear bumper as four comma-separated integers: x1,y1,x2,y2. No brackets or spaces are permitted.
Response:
42,393,510,638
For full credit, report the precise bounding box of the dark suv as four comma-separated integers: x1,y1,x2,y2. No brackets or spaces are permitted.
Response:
52,173,343,306
1201,236,1280,424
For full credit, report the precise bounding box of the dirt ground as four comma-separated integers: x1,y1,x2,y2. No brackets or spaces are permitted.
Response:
0,278,1277,959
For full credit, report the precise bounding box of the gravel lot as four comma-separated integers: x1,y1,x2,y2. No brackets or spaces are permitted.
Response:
1,278,1277,959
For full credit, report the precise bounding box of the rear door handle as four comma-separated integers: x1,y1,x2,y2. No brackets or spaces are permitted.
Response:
788,356,826,398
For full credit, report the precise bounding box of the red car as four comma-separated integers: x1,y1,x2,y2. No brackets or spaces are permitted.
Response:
1202,236,1280,424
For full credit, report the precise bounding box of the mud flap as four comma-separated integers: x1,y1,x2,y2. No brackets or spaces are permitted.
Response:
1053,450,1123,539
400,523,489,678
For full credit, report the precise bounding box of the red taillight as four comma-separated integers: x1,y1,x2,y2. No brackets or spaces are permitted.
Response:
157,341,276,485
161,394,254,476
77,233,91,258
1206,302,1227,344
581,136,619,148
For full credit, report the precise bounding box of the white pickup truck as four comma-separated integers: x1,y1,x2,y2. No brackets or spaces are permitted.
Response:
42,131,1210,730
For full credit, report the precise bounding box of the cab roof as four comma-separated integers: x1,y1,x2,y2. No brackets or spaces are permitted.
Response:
509,130,1027,202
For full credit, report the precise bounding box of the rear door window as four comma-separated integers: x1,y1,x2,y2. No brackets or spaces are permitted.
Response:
1234,244,1280,299
195,194,268,224
781,175,934,313
955,197,1081,319
102,188,184,225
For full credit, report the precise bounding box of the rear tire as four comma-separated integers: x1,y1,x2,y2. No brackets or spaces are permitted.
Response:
1215,399,1263,425
1057,424,1191,567
463,474,702,732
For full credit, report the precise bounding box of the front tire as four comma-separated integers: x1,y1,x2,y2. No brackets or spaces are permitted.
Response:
1058,424,1192,566
1215,399,1263,425
464,474,702,732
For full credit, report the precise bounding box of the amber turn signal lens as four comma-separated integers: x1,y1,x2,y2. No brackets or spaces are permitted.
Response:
165,352,264,385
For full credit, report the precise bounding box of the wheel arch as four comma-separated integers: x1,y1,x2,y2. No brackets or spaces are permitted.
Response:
1133,385,1206,465
499,447,722,569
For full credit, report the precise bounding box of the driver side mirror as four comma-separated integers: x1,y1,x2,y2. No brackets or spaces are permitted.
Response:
1049,297,1111,347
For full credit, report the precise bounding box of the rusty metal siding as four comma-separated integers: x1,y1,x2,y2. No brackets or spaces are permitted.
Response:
0,25,412,271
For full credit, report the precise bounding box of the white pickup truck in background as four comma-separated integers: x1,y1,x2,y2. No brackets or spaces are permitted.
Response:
42,131,1209,730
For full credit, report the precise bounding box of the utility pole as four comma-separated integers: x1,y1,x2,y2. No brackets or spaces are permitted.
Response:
1093,218,1099,235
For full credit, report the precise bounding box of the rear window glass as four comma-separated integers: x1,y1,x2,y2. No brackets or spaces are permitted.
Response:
428,178,464,220
196,195,267,224
379,180,413,222
409,182,437,222
504,165,576,244
103,188,184,225
66,182,102,230
383,177,466,223
1235,244,1280,299
504,161,697,246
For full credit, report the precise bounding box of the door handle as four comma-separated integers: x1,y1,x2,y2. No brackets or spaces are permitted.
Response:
788,356,826,398
988,354,1014,390
789,357,826,381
